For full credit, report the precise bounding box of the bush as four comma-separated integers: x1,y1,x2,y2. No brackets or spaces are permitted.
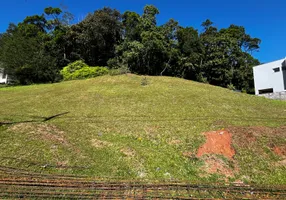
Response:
71,66,109,80
60,60,109,81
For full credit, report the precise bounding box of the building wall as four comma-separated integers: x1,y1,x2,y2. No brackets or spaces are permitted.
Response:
0,68,8,84
253,59,286,95
259,91,286,100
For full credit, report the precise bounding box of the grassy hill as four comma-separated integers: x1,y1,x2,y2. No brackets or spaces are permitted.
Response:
0,74,285,184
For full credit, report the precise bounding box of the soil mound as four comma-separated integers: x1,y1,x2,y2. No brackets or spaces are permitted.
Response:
197,130,235,159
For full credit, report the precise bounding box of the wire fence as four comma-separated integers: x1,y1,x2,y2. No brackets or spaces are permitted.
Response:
1,113,286,198
0,166,286,199
1,112,286,126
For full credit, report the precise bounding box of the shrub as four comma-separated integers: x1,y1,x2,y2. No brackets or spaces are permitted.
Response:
60,60,109,81
71,66,109,80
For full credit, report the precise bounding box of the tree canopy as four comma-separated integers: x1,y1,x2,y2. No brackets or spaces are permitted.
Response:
0,5,260,93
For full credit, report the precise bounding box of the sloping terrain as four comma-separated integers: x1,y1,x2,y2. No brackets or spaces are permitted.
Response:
0,74,285,184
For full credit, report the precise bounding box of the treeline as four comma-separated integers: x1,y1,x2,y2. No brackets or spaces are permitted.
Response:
0,5,260,93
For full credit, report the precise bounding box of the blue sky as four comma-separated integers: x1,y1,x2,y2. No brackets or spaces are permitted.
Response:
0,0,285,63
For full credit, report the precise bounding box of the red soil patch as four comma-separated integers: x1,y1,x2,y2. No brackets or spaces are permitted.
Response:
273,146,286,157
197,130,235,159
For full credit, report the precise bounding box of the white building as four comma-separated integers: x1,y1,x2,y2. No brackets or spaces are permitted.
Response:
253,58,286,95
0,68,8,84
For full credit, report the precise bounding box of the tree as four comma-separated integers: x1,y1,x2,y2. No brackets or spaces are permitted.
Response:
197,20,260,91
0,7,71,84
122,11,141,41
177,26,203,80
0,4,261,91
142,5,159,30
109,5,172,76
65,7,122,66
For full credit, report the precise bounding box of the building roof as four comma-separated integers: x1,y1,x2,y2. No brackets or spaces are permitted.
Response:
253,58,286,69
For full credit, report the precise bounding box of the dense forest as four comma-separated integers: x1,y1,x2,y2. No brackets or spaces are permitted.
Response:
0,5,260,93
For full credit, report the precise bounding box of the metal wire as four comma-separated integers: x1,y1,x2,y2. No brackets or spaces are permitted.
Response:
0,167,285,199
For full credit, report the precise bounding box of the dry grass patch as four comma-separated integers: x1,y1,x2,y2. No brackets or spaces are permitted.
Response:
168,139,182,145
9,123,69,146
91,138,113,148
120,147,136,157
182,151,195,158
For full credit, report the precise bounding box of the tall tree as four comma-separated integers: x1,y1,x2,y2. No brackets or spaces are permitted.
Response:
109,5,172,75
198,20,260,91
66,7,122,66
0,7,71,84
0,4,261,91
122,11,141,41
177,26,203,80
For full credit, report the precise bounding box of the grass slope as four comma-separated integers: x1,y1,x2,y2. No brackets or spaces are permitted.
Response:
0,74,285,184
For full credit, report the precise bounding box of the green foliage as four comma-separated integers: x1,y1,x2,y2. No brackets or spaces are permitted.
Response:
62,60,88,73
65,7,122,66
0,7,71,84
72,67,109,80
60,60,109,80
0,4,261,93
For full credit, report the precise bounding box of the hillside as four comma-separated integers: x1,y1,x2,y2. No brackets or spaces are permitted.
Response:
0,74,285,184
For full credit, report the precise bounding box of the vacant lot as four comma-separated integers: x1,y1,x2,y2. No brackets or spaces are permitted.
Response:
0,74,285,184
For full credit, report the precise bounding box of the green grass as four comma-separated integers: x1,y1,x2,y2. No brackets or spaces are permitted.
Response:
0,74,285,183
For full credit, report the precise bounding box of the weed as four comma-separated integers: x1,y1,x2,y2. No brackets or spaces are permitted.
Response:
141,77,148,86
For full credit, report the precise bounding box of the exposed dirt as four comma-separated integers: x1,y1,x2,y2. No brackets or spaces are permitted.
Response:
202,155,236,178
120,147,136,157
197,126,286,177
229,126,286,158
9,123,69,146
229,126,286,148
91,138,112,148
196,130,238,177
197,130,235,159
9,123,82,156
273,146,286,157
229,127,257,148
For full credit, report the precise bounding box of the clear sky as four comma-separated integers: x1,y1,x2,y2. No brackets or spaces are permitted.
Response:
0,0,285,63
